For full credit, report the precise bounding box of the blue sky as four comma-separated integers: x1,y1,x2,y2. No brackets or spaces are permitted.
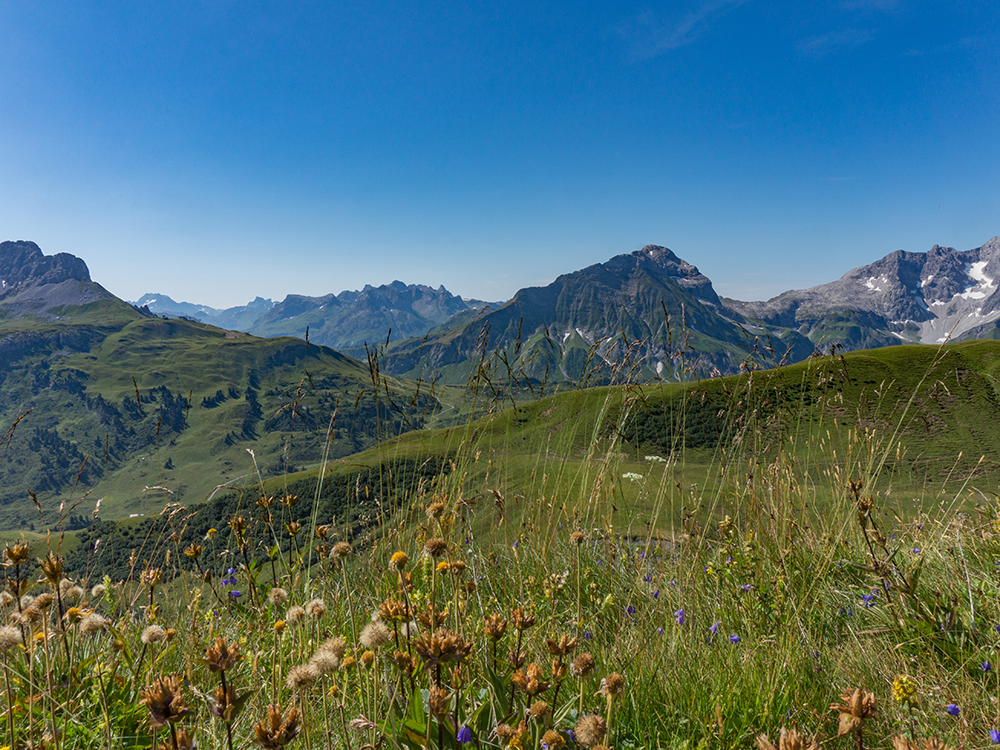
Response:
1,0,997,308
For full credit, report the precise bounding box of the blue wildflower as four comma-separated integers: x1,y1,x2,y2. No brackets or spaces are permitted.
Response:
709,621,720,635
983,661,992,672
230,590,241,599
729,634,740,644
862,594,875,608
674,609,685,626
653,589,659,600
457,725,472,744
946,704,960,717
657,627,664,635
990,728,1000,744
626,605,636,616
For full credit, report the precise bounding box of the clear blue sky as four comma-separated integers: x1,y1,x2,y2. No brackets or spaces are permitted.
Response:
1,0,997,308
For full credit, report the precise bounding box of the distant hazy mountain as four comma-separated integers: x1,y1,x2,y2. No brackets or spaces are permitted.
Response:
135,293,274,331
250,281,491,350
723,236,1000,347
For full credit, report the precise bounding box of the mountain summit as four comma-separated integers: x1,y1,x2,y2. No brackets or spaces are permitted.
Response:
0,240,125,318
723,235,1000,347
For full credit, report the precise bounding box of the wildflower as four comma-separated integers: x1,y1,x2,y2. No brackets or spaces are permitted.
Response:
360,650,375,668
862,594,875,608
830,687,876,737
183,543,202,560
333,541,352,558
252,704,302,748
268,588,289,606
730,634,740,644
457,725,473,743
413,629,474,668
0,626,22,652
141,625,166,645
483,614,508,641
285,664,319,691
512,663,550,696
709,621,720,635
545,633,578,657
541,729,565,749
309,650,340,676
570,531,586,546
990,729,1000,744
319,636,347,660
140,568,163,588
3,541,30,566
140,674,191,727
34,593,54,611
206,528,217,539
891,675,917,704
305,598,326,619
945,704,959,717
983,661,992,672
389,551,409,571
427,685,451,717
230,590,242,599
740,583,752,591
674,609,685,626
575,714,607,748
286,606,306,626
512,607,536,631
424,538,448,557
360,620,392,649
204,637,241,672
528,700,552,721
570,652,595,678
598,672,624,700
437,561,451,573
274,620,286,634
755,727,818,750
656,627,664,635
38,552,64,585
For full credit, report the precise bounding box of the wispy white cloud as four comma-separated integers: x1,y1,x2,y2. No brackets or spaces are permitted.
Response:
798,28,874,56
616,0,751,59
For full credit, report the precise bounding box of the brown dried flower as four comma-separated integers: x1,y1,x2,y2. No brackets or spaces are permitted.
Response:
204,636,241,672
253,704,302,748
830,687,876,737
140,674,191,727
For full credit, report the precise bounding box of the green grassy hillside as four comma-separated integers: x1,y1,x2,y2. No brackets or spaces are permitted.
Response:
0,314,449,529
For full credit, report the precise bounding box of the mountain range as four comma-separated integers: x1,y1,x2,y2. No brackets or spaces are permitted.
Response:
2,234,1000,529
134,235,1000,383
134,284,498,351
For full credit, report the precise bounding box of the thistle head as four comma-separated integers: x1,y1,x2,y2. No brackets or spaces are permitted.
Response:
3,541,30,567
139,674,191,727
203,636,241,672
253,704,302,748
38,552,64,585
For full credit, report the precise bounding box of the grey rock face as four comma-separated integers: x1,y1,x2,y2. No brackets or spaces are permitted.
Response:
723,236,1000,347
0,241,91,297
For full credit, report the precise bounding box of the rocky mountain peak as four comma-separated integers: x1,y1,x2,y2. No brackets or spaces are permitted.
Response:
0,241,91,295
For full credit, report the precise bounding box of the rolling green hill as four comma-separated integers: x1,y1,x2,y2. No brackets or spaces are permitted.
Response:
0,311,445,530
